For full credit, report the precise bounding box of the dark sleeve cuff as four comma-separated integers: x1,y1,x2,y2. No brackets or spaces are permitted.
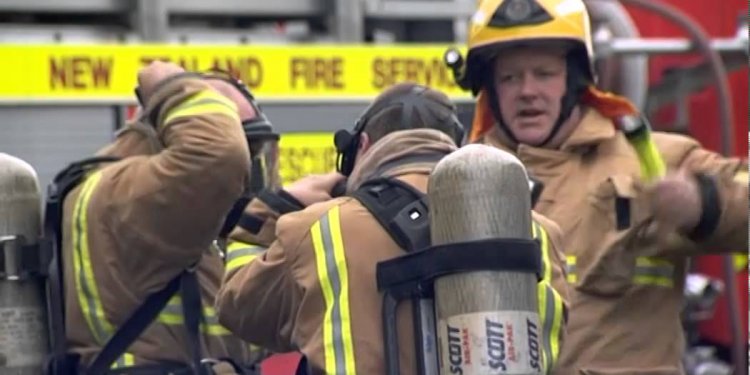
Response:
687,173,721,241
236,214,264,235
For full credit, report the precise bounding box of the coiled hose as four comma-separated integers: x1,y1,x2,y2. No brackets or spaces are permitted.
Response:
586,1,743,374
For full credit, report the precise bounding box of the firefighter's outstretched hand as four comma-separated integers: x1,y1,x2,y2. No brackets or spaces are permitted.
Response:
137,61,186,104
648,169,702,233
284,172,347,207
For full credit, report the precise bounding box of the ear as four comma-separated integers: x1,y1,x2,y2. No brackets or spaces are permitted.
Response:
358,132,371,154
354,132,372,163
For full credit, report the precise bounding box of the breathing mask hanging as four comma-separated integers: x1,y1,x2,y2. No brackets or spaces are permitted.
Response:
245,121,281,193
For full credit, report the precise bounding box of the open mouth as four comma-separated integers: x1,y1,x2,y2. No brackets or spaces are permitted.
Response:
518,109,545,118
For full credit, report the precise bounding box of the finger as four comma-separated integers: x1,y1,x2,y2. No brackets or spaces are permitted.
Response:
322,172,346,183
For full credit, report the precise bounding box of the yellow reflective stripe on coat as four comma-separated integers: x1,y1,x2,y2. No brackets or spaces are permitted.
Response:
311,206,357,375
225,241,266,272
633,257,674,287
159,296,232,336
72,171,131,366
112,353,135,369
728,170,747,272
565,256,577,283
532,221,562,374
531,222,552,283
164,90,239,124
564,257,674,287
73,171,111,343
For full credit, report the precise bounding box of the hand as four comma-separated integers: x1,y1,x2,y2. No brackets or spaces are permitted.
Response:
205,79,257,121
284,172,347,207
648,169,702,233
137,61,186,104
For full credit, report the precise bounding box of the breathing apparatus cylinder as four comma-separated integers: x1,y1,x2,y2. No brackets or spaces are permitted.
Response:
0,153,49,374
429,144,541,375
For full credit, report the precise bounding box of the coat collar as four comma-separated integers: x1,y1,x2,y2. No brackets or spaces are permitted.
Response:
482,107,617,154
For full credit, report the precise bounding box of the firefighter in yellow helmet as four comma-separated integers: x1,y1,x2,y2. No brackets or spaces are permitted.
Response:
451,0,749,373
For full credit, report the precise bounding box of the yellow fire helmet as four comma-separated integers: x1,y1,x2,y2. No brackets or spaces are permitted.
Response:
461,0,596,94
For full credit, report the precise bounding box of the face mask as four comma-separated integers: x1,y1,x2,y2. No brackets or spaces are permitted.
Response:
244,118,281,195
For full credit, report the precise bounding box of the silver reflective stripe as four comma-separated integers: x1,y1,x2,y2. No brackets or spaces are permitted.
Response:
205,314,221,326
319,212,348,374
565,262,577,275
114,356,127,368
542,284,555,373
226,246,265,263
533,222,546,279
161,302,227,333
225,242,267,272
162,304,181,316
635,265,673,278
634,257,674,286
160,309,222,326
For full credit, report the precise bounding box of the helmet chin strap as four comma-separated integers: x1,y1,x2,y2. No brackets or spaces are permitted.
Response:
486,84,570,148
538,93,579,146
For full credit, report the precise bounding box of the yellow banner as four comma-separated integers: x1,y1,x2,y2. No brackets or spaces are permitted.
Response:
0,44,472,102
278,132,338,185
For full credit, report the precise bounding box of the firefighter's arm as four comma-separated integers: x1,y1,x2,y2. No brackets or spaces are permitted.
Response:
531,212,568,374
652,133,748,253
678,149,747,252
103,74,250,267
228,173,345,246
216,214,305,353
228,190,305,247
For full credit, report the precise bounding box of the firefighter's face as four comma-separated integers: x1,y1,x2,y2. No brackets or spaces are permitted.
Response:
493,46,568,145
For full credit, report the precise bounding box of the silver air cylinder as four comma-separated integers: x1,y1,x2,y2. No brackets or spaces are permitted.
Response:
0,153,49,374
430,145,541,375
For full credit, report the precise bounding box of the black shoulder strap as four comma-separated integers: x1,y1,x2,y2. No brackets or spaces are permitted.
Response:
351,177,430,253
85,272,184,374
43,156,122,365
85,269,206,375
180,269,207,375
351,174,544,254
219,196,252,238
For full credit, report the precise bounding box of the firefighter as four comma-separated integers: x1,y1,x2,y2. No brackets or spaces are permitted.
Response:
457,0,749,373
215,82,570,374
56,61,263,373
